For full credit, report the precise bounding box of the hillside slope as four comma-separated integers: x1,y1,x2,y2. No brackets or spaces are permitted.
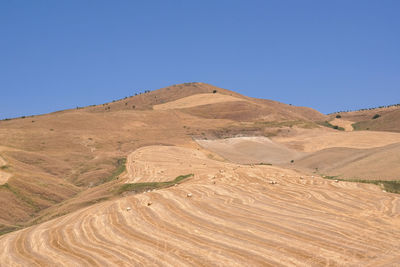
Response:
0,83,326,234
332,105,400,133
1,146,399,266
294,143,400,180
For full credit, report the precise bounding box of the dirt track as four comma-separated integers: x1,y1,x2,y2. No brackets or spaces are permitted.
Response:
1,146,400,266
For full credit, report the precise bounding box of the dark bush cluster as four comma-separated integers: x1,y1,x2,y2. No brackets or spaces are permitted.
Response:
372,114,381,119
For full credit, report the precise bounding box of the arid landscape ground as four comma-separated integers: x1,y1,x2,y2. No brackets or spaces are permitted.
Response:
0,83,399,266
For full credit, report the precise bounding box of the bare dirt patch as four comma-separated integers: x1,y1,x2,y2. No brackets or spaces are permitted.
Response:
273,128,400,152
196,136,304,165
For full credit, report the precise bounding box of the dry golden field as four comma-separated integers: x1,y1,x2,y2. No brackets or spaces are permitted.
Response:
0,83,399,266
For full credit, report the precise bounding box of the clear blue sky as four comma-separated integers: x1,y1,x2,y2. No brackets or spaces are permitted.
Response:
1,0,399,119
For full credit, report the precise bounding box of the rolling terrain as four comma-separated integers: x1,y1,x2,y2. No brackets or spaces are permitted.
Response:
331,105,400,133
0,82,327,234
1,146,400,266
0,82,399,265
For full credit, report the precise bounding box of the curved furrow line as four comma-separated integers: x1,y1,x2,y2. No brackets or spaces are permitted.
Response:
1,145,400,265
49,219,104,266
173,180,398,259
34,205,112,265
86,200,172,266
119,197,254,266
154,189,340,265
80,211,138,265
125,196,247,266
64,211,132,265
184,192,378,262
135,192,286,266
240,185,400,245
167,191,360,266
0,233,33,267
105,200,194,266
11,226,49,266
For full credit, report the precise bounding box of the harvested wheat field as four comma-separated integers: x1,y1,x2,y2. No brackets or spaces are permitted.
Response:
272,128,400,152
153,93,245,110
1,83,400,266
1,145,400,266
196,136,304,165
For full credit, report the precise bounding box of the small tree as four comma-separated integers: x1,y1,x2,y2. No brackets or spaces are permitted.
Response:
336,115,341,118
213,90,217,94
372,114,381,119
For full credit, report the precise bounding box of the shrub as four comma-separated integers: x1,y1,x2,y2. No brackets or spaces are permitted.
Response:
372,114,381,119
116,174,193,195
336,115,341,118
213,90,217,93
318,121,345,131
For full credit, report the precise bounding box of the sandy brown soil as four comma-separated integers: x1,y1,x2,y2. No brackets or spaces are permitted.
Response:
272,128,400,152
295,143,400,180
0,83,329,234
1,145,399,266
125,146,224,183
153,93,245,110
1,82,400,265
196,136,304,165
196,130,400,180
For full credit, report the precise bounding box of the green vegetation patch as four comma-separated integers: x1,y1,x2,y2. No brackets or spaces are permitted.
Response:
372,114,381,119
102,158,126,183
318,121,345,131
0,225,21,236
116,174,193,195
351,122,362,131
0,165,9,170
323,176,400,194
255,120,318,129
0,183,40,212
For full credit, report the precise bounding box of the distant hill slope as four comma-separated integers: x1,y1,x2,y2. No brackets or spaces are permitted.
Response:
331,105,400,133
0,82,326,234
85,82,326,122
294,142,400,180
196,129,400,180
86,82,245,112
351,109,400,132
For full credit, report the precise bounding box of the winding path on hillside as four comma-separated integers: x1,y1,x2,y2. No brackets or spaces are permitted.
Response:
0,146,400,266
